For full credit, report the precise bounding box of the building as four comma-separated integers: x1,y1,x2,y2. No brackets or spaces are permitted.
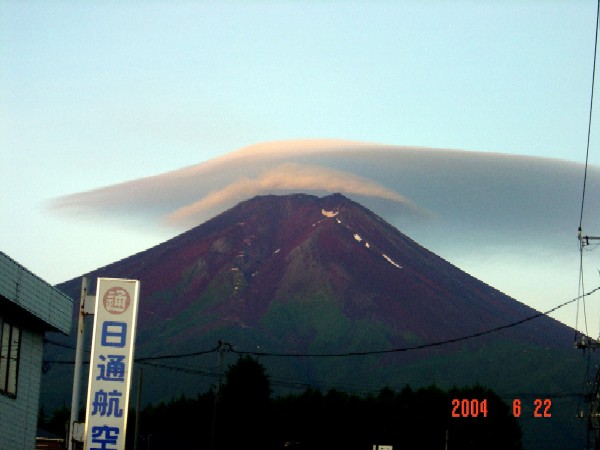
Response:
0,251,73,450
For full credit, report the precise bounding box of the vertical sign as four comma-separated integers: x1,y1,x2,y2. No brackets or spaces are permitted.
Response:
84,278,140,450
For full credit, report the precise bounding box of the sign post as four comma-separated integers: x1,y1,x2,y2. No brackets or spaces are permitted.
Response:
83,278,140,450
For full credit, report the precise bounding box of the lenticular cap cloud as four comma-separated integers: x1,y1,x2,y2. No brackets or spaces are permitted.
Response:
48,139,600,336
165,162,418,227
49,139,412,224
50,138,600,255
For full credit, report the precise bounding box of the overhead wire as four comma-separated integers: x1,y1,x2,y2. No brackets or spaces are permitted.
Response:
580,0,600,233
578,251,590,339
137,360,218,378
50,282,593,363
42,343,221,365
135,346,220,362
577,0,600,341
43,284,600,365
232,286,600,358
41,287,600,404
574,4,600,443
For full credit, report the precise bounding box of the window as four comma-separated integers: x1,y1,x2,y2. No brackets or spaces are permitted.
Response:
0,320,21,397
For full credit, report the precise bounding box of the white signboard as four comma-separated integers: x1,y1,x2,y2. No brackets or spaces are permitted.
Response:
84,278,140,450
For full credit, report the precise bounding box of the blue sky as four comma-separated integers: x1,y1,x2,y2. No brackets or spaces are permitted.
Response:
3,1,600,334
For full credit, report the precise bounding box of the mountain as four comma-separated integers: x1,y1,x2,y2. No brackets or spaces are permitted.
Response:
43,193,590,449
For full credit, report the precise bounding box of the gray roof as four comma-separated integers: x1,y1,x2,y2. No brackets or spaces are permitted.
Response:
0,251,73,334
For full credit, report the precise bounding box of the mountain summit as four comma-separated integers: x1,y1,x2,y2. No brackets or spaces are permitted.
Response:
45,194,584,447
60,193,567,349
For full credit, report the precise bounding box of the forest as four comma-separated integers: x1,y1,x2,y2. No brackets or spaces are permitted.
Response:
39,356,523,450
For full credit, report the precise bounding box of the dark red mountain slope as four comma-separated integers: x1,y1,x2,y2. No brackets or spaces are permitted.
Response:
52,192,575,359
43,194,588,449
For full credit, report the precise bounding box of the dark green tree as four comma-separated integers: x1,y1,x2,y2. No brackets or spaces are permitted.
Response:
124,362,522,450
217,355,272,449
39,404,70,439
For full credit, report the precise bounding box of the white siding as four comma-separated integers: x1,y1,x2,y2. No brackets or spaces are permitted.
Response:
0,328,43,450
0,252,72,334
0,252,73,449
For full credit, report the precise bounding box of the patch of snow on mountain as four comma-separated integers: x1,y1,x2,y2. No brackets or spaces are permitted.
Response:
273,248,281,254
321,209,338,218
382,254,402,269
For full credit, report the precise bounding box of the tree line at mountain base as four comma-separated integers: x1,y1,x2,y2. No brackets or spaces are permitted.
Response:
39,356,523,450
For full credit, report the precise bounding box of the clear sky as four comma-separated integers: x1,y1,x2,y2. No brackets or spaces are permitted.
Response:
3,1,600,333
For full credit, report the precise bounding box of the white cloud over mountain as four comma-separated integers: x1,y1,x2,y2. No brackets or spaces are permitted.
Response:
165,162,418,227
49,139,600,332
50,139,598,251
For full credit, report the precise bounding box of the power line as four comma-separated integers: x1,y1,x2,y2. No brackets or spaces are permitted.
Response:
42,346,221,365
43,338,82,351
577,0,600,341
40,288,600,401
231,286,600,358
137,361,218,377
579,0,600,232
43,285,600,365
575,7,600,447
136,346,220,362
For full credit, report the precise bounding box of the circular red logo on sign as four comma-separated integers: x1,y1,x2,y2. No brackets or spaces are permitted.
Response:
103,287,131,314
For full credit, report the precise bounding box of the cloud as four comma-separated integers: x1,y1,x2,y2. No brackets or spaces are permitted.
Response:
49,138,600,254
165,162,418,227
48,140,415,225
49,139,600,331
48,139,600,335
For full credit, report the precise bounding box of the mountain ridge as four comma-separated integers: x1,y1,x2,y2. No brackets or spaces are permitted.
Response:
44,193,588,449
57,193,570,350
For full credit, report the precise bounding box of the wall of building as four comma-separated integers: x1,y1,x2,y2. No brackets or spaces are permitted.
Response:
0,252,72,335
0,326,44,450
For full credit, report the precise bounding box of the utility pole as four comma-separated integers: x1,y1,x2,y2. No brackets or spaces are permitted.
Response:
579,230,600,248
210,341,230,450
68,276,88,450
577,230,600,449
68,276,97,450
576,230,600,352
134,367,143,450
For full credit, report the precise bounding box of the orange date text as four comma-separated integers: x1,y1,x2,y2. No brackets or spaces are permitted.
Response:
451,399,488,418
512,398,552,418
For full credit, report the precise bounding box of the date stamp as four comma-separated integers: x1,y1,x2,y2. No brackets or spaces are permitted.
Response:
451,399,489,418
451,398,552,418
512,398,552,418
